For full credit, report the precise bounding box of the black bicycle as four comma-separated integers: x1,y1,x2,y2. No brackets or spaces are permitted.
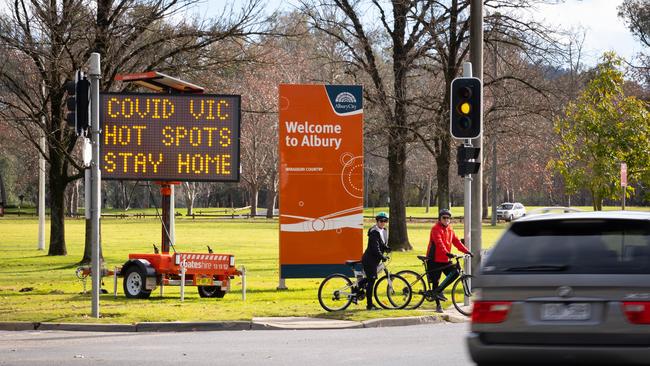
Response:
318,256,412,312
396,254,473,316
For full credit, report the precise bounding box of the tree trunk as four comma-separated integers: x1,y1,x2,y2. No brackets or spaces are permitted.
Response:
482,181,489,219
48,161,67,256
436,135,451,210
425,174,432,213
249,184,258,217
265,189,276,218
387,131,411,250
81,218,104,264
182,182,196,216
0,170,5,215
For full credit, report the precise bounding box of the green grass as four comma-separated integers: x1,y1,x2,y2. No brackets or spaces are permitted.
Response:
0,214,512,323
1,204,647,323
7,204,648,218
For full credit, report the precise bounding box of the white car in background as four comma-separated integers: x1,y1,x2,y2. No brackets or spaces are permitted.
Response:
496,202,526,222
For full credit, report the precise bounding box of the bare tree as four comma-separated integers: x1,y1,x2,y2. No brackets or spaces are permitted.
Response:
301,0,451,250
0,0,270,257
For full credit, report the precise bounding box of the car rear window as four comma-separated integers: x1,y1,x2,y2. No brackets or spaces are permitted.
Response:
483,218,650,274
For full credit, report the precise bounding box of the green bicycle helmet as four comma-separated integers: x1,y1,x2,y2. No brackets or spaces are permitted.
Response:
375,212,389,221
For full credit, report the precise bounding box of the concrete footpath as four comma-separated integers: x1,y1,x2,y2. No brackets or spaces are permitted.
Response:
0,312,468,332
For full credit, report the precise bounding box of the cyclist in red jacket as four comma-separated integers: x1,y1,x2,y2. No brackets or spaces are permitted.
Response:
426,209,472,310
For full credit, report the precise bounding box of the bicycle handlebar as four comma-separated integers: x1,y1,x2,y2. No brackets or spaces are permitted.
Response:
451,253,472,262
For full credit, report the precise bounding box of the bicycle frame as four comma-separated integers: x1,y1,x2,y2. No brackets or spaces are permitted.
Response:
318,255,412,311
411,256,466,290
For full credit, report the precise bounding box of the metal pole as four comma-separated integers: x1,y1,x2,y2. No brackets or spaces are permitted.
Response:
491,28,498,227
622,186,626,210
241,266,246,301
113,267,118,298
170,185,175,244
463,139,472,307
89,53,101,318
462,64,473,306
470,0,484,277
180,262,186,302
491,139,497,226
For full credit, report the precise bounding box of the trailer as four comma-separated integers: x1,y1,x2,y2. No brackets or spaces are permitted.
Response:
76,71,243,300
122,251,240,299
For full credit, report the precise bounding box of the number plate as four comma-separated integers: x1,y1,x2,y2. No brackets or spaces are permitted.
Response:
195,277,214,286
541,303,591,321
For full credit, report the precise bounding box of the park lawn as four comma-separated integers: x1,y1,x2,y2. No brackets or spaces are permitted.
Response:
0,215,508,323
6,205,648,218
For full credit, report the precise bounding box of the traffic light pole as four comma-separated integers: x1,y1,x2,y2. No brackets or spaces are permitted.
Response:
463,139,472,307
461,63,474,307
89,53,101,318
470,0,484,283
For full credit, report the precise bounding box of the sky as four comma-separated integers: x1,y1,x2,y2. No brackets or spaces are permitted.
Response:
0,0,642,66
533,0,642,65
191,0,642,67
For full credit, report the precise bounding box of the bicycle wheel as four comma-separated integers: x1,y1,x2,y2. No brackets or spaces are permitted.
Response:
451,274,473,316
396,270,426,309
318,274,354,312
373,274,412,310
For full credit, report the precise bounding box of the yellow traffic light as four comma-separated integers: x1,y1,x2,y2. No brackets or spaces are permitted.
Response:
460,102,471,114
450,77,482,139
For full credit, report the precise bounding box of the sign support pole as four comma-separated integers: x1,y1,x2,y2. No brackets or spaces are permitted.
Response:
621,162,627,211
89,53,101,318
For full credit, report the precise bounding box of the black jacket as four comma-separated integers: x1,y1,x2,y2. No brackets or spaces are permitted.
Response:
362,225,390,263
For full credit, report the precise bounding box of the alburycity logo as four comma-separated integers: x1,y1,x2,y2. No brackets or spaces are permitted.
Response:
334,92,357,111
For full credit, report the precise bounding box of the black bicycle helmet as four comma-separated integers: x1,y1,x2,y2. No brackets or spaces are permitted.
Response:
438,208,452,219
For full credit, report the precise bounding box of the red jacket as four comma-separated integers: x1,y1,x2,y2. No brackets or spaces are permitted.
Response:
426,221,470,263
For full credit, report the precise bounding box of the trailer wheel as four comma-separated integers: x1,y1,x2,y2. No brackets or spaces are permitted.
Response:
123,266,152,299
198,286,226,298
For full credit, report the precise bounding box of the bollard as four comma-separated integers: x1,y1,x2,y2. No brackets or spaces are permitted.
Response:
241,266,246,301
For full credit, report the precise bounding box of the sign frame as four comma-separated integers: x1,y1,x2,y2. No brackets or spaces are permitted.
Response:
278,84,364,279
99,92,241,182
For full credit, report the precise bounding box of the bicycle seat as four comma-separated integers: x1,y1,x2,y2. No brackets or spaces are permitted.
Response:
345,260,362,266
417,255,429,262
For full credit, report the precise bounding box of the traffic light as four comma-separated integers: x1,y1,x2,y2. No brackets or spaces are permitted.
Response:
450,77,482,139
457,144,480,177
63,70,90,135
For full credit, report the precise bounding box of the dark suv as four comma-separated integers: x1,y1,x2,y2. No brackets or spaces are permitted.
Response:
467,211,650,365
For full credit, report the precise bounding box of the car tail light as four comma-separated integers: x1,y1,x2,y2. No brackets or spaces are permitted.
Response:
622,302,650,324
471,301,512,323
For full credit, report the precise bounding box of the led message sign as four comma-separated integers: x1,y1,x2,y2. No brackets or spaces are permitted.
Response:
100,93,240,181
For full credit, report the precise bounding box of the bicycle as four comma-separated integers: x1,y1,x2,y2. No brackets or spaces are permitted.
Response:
396,254,473,316
318,255,412,312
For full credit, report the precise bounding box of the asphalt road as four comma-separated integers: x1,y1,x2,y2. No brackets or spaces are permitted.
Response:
0,323,474,366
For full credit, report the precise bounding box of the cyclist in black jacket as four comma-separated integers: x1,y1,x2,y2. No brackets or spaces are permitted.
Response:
361,212,391,310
